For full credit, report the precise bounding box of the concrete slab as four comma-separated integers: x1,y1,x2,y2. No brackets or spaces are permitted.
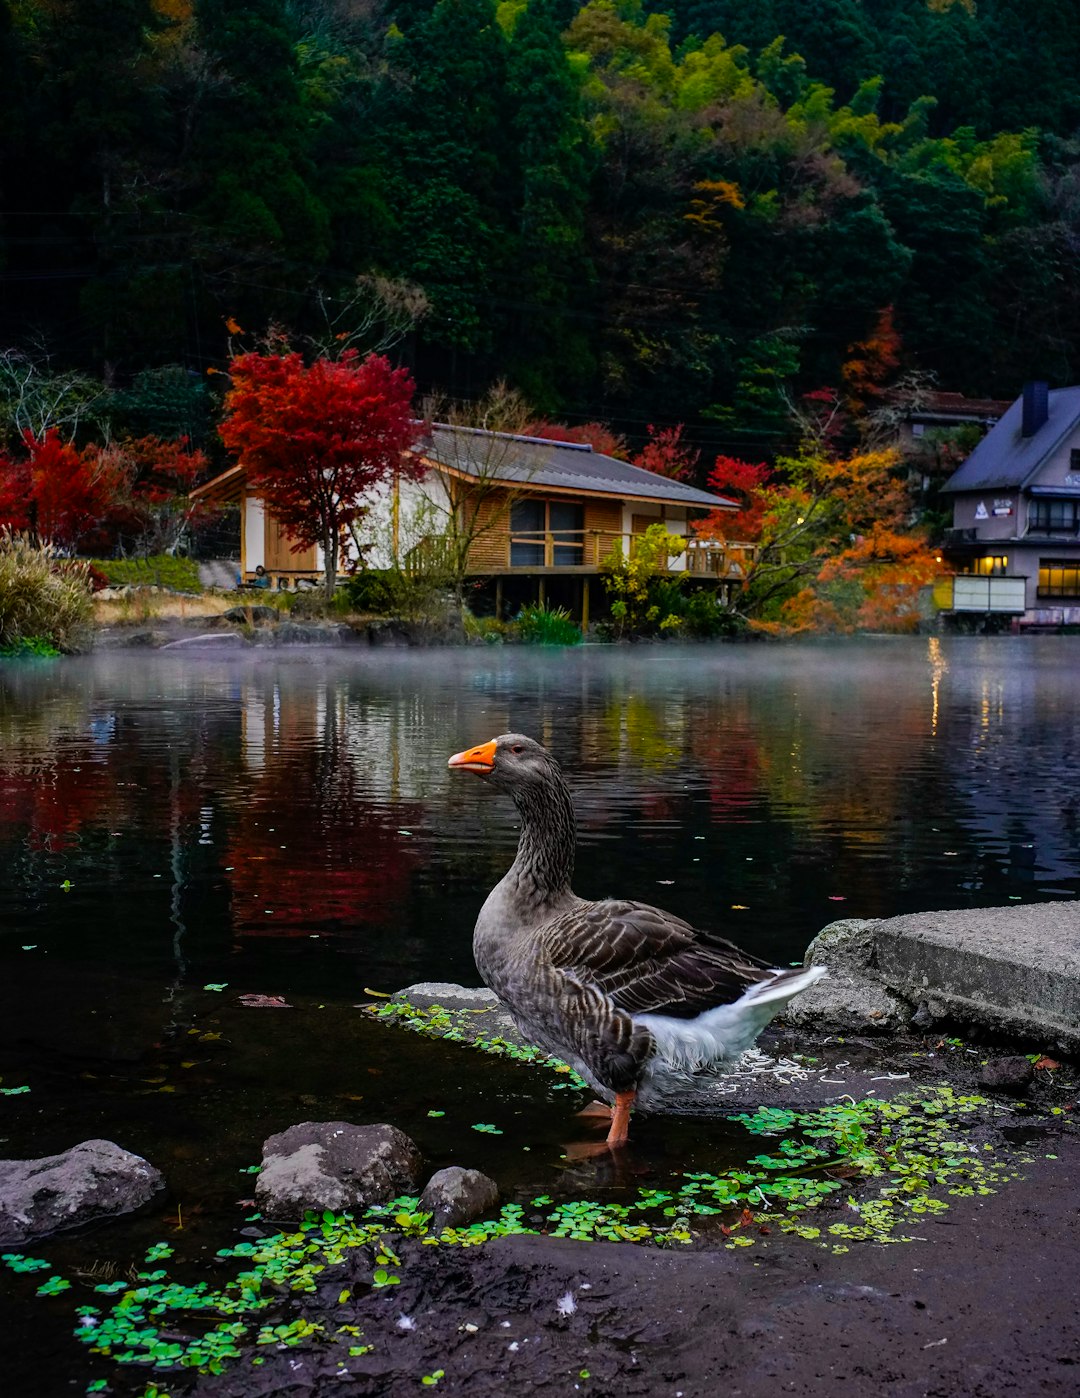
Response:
873,902,1080,1052
790,903,1080,1053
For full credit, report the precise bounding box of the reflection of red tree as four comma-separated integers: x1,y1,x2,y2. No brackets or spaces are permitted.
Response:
225,800,420,937
224,701,422,938
690,713,763,822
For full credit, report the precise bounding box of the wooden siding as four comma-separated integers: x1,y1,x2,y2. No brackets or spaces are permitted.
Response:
587,499,623,564
465,495,510,570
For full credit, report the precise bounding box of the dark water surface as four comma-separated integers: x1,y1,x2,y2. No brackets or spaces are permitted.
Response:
1,637,1078,1388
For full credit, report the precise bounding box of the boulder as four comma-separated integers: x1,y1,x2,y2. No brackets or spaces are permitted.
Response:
256,1122,422,1216
419,1167,499,1230
0,1139,164,1245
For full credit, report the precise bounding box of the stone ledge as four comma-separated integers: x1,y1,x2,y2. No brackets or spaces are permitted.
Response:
791,902,1080,1052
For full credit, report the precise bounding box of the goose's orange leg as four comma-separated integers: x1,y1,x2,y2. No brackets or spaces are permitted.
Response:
606,1089,636,1147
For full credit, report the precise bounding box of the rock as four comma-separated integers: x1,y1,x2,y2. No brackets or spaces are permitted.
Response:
159,631,248,650
393,982,499,1013
784,919,911,1033
910,1001,936,1030
0,1139,164,1245
259,621,357,646
419,1167,500,1229
978,1057,1035,1094
222,605,278,624
391,982,524,1044
256,1122,422,1217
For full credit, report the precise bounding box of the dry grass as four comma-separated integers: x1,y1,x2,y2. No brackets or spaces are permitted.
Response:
92,588,238,627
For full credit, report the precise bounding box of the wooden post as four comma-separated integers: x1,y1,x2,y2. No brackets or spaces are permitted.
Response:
538,576,545,608
495,576,503,621
581,577,590,632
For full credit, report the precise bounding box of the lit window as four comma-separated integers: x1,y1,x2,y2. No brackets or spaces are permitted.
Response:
962,555,1008,576
1038,560,1080,597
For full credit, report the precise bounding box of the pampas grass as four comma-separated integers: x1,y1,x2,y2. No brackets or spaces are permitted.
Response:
0,532,95,654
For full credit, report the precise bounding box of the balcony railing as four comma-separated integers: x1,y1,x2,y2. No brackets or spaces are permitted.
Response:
685,541,757,578
508,529,601,568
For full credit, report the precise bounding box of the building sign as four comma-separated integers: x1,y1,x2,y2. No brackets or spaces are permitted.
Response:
992,498,1014,516
974,501,988,519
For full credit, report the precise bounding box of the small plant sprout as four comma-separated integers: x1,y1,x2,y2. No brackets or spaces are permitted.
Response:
421,1370,445,1386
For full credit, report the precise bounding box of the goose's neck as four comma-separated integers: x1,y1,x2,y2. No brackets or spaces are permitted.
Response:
507,775,576,907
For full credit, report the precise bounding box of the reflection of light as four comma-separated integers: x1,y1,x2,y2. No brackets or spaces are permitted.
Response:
928,636,947,736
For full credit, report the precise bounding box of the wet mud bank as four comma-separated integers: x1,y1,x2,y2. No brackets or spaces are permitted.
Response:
191,1141,1080,1397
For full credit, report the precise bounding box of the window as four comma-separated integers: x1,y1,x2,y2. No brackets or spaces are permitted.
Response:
961,555,1008,576
509,499,585,567
1070,448,1080,472
1038,560,1080,597
1029,499,1079,533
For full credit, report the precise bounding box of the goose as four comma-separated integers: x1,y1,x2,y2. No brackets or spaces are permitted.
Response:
448,733,826,1147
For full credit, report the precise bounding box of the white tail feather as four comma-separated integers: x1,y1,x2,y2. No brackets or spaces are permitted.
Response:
635,965,827,1074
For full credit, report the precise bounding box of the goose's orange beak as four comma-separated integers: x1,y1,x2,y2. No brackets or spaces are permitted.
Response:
448,738,497,773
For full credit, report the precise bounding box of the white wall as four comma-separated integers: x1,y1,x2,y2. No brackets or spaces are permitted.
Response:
350,471,452,570
619,502,690,571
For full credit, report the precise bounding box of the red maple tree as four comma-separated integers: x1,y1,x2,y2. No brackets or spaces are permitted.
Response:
633,423,700,482
219,351,421,596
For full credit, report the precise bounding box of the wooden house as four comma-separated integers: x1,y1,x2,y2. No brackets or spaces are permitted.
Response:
193,425,740,621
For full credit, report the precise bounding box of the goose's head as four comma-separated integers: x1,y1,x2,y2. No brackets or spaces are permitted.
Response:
448,733,559,794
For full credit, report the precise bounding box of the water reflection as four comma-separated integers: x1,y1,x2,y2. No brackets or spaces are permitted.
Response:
0,640,1077,994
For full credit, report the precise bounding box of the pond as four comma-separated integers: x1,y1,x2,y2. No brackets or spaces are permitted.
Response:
1,636,1078,1390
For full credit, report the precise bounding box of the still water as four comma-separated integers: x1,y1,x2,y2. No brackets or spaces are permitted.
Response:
0,638,1078,1385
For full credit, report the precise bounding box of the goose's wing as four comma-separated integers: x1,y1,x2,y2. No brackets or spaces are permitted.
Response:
539,898,772,1019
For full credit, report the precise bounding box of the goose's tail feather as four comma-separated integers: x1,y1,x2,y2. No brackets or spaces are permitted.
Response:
636,965,826,1075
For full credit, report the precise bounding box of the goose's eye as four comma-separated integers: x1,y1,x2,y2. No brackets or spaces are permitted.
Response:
511,744,524,754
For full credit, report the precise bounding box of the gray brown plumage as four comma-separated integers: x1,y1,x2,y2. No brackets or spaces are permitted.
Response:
449,733,825,1145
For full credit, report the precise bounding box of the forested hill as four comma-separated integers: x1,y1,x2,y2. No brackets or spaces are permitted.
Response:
2,0,1078,447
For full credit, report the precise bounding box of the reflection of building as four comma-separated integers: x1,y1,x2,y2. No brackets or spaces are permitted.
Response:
938,382,1080,627
193,426,738,620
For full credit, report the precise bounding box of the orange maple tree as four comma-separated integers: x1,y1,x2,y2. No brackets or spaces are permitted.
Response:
697,446,939,633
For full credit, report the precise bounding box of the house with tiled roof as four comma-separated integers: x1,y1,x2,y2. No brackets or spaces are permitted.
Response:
938,382,1080,626
194,424,739,622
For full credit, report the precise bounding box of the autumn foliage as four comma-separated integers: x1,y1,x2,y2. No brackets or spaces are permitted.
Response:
219,351,420,596
0,430,207,555
697,447,938,634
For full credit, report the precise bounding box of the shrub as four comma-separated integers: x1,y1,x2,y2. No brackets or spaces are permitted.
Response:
515,602,581,645
341,569,444,619
0,534,94,654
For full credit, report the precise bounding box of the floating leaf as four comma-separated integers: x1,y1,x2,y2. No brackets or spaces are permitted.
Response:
203,983,228,992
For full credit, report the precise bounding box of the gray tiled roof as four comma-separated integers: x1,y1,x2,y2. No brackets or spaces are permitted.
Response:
942,386,1080,492
425,426,735,510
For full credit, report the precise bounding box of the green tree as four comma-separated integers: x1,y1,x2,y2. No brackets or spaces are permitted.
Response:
506,0,593,406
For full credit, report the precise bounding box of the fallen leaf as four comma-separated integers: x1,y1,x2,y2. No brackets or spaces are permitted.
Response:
238,994,291,1008
1034,1056,1061,1071
730,904,749,910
